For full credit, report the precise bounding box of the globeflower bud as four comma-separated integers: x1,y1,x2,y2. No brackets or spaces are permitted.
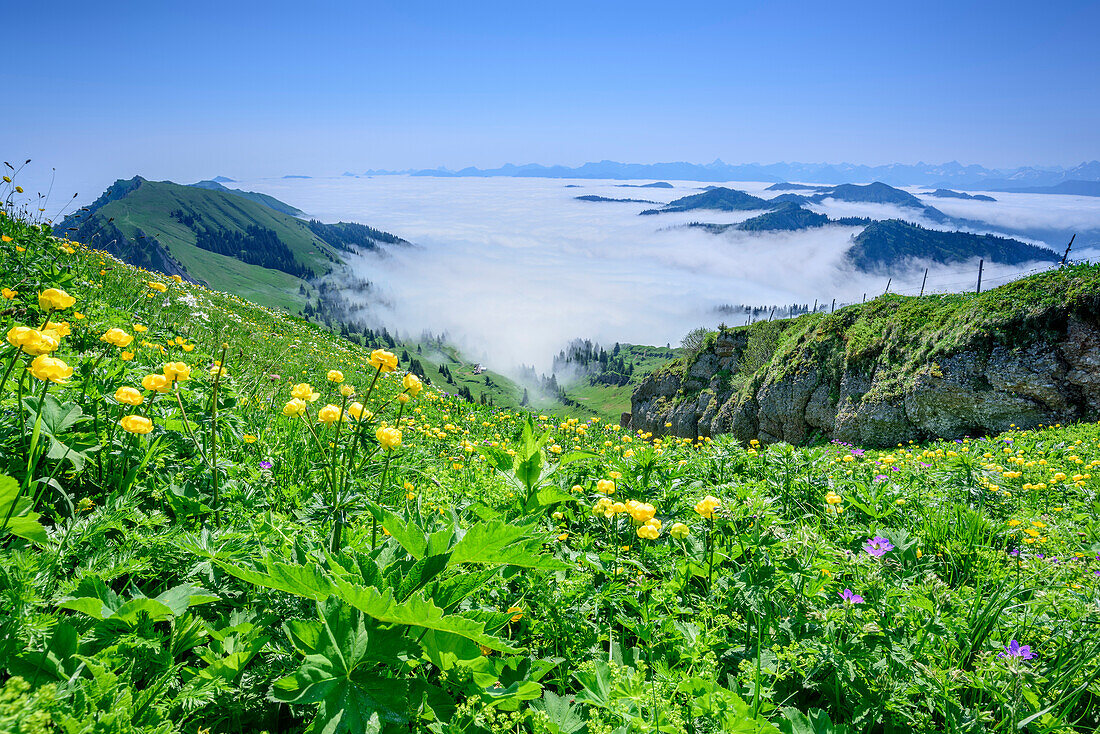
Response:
114,386,144,406
29,355,72,383
100,328,134,348
282,398,307,417
38,288,76,311
119,415,154,434
376,426,402,451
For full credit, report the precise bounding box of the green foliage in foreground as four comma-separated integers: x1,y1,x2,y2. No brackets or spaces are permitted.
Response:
1,211,1099,733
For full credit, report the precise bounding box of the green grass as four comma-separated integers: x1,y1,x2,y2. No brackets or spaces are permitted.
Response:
561,344,681,421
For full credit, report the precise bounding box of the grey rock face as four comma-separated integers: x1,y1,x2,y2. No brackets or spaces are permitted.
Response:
632,313,1100,447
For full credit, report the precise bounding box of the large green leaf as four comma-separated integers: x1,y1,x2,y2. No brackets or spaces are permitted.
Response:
23,396,98,471
217,558,338,600
449,521,568,570
272,599,416,734
777,707,852,734
331,580,523,653
58,577,216,624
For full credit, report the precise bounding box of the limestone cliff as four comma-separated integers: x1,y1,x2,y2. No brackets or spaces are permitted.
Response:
631,265,1100,446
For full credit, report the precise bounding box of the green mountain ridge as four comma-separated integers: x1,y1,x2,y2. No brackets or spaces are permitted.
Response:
189,179,306,216
58,176,407,312
848,220,1060,271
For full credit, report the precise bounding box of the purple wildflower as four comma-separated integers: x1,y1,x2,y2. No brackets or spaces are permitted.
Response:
260,460,273,470
840,588,864,604
864,536,894,557
999,640,1035,660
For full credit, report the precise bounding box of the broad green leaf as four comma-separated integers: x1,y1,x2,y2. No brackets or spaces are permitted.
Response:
0,475,48,546
272,600,415,734
449,521,568,570
331,580,522,653
217,558,337,601
6,512,48,545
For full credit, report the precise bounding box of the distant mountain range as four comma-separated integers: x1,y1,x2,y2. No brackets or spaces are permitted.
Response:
624,182,1061,271
639,182,949,223
347,159,1100,188
56,177,406,311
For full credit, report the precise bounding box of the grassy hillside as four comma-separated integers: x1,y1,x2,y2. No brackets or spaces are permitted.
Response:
59,177,337,310
561,344,680,420
3,211,1100,732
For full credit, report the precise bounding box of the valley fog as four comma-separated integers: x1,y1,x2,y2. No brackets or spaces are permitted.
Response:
228,175,1100,372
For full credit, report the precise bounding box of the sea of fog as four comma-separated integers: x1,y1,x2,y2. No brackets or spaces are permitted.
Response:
226,175,1100,372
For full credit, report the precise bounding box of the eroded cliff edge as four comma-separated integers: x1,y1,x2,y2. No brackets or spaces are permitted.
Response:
631,264,1100,446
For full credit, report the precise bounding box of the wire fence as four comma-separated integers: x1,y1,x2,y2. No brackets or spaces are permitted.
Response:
728,256,1083,324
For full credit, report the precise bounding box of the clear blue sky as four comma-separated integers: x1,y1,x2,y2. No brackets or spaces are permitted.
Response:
6,0,1098,197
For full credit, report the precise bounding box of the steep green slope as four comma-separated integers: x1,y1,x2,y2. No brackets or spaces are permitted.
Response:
189,179,306,215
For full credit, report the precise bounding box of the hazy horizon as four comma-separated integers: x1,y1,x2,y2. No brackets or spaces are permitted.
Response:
7,1,1100,202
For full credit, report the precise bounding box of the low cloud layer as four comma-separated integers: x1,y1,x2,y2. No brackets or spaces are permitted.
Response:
230,176,1098,372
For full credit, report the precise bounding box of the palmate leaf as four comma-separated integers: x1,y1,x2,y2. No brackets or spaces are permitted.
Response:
777,707,852,734
273,599,416,734
532,690,587,734
23,396,99,471
219,557,523,652
58,576,217,624
217,557,338,601
448,520,569,570
330,579,523,653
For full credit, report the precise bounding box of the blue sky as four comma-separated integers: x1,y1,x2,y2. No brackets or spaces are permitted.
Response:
6,0,1099,196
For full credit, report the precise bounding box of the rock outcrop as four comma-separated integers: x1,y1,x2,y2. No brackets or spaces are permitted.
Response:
631,266,1100,446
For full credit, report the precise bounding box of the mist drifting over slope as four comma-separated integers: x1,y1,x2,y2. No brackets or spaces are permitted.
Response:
228,176,1098,373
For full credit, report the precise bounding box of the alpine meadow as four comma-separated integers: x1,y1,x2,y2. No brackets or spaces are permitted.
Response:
5,2,1100,733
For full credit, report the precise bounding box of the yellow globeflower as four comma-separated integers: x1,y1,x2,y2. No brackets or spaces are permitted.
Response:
38,288,76,311
326,370,344,383
119,415,154,435
369,349,399,373
163,362,191,382
670,522,690,539
596,479,616,495
637,524,660,540
114,386,144,406
376,426,402,451
120,351,134,361
402,373,423,397
317,404,343,424
29,355,73,383
291,382,315,400
1,288,17,299
282,398,307,417
100,328,134,348
181,343,195,352
7,326,59,356
694,495,721,519
133,324,147,333
340,384,355,397
243,434,257,444
147,281,168,293
627,501,656,524
141,373,171,393
825,491,843,505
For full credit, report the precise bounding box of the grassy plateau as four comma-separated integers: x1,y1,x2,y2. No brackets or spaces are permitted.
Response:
0,204,1099,733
